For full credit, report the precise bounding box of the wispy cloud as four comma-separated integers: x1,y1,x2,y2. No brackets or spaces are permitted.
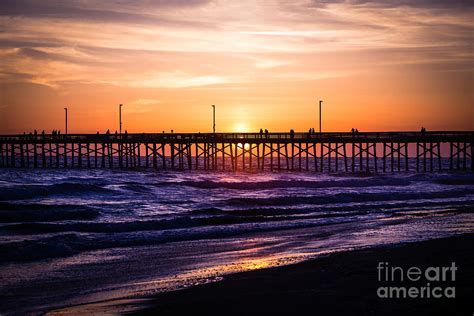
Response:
125,98,162,114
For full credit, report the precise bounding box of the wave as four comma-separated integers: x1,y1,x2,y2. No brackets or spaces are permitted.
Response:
4,198,473,234
2,202,471,264
0,182,114,201
434,176,474,185
0,217,359,263
157,177,412,190
151,173,474,191
1,173,471,202
0,202,100,222
225,189,474,207
1,233,80,262
192,199,474,217
1,211,355,234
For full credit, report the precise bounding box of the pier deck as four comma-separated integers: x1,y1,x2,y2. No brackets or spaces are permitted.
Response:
0,131,472,172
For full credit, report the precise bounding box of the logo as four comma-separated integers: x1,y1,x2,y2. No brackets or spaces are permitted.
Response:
377,262,457,299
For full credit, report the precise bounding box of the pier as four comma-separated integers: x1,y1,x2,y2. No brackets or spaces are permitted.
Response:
0,131,472,172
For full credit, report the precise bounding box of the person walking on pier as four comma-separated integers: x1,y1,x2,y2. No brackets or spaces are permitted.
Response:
265,129,269,138
290,129,295,139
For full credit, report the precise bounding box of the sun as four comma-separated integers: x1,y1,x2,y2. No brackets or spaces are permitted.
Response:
233,122,250,133
237,143,250,150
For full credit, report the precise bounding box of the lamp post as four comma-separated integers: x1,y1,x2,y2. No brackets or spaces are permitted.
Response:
119,104,123,134
212,105,216,133
319,100,323,134
64,107,68,135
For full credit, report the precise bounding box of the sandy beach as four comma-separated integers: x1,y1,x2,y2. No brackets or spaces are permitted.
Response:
131,234,473,316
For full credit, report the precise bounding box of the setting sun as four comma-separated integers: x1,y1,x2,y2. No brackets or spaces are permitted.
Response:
233,122,251,133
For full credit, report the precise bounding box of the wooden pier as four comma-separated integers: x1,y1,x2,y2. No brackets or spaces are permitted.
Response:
0,131,472,172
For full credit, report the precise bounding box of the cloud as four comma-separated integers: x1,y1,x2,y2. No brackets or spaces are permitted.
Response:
311,0,474,8
0,0,472,91
0,0,215,28
130,99,162,105
126,98,162,114
111,72,231,89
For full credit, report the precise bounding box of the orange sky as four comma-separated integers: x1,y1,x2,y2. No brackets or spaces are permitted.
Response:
0,0,473,134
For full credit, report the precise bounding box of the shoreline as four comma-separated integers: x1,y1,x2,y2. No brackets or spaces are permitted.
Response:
50,234,474,315
131,234,473,316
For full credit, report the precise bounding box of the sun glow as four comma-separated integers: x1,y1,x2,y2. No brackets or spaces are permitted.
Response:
237,143,251,150
233,122,250,133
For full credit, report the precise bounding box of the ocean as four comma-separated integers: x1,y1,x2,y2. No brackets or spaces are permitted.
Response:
0,166,473,314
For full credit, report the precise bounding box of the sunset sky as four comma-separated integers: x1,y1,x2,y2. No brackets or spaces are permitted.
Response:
0,0,472,134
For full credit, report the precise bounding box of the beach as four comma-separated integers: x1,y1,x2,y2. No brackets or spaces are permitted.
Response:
133,234,473,316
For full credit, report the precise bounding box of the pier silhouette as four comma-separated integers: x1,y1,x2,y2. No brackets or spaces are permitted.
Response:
0,131,472,172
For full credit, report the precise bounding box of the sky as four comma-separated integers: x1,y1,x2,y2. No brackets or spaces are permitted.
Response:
0,0,472,133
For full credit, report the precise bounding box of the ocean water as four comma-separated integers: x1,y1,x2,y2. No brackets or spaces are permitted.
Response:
0,166,473,314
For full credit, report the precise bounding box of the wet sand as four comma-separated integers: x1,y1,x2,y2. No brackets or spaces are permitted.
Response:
132,234,473,316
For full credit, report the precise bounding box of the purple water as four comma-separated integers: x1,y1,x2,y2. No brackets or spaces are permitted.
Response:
0,168,473,314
